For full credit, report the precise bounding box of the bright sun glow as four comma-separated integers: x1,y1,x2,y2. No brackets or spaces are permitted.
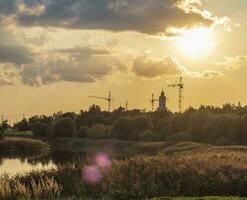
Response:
179,28,215,57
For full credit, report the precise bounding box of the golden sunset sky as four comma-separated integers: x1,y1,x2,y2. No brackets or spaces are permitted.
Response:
0,0,247,122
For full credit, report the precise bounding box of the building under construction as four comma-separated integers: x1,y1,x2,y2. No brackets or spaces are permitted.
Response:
158,90,167,111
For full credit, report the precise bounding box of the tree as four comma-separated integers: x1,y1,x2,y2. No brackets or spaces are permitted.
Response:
167,132,193,142
1,120,10,131
88,123,112,139
77,126,88,138
14,119,30,132
51,117,76,138
155,119,169,140
113,117,134,140
88,105,101,114
0,127,4,139
132,116,153,133
32,122,48,137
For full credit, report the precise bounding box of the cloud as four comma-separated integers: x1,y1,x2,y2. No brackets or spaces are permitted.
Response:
132,55,183,78
56,46,112,56
18,46,126,86
187,70,223,79
217,55,247,70
0,45,34,64
0,0,218,34
0,79,13,86
107,39,120,49
132,54,223,79
201,71,223,78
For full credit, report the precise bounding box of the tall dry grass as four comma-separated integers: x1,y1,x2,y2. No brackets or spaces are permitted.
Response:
0,175,62,200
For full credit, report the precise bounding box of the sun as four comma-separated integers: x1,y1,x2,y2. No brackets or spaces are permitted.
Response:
178,27,215,57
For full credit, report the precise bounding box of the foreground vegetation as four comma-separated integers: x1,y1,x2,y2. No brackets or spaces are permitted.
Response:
1,146,247,200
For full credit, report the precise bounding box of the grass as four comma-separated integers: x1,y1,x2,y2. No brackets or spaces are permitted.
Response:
49,138,176,157
4,130,33,137
0,175,62,200
0,137,49,153
49,137,247,157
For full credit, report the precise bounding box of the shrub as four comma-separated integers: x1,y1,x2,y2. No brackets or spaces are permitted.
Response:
167,132,193,142
77,126,88,138
51,117,76,138
88,123,112,139
32,122,48,137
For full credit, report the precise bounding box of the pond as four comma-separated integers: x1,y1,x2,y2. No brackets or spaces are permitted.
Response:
0,151,88,176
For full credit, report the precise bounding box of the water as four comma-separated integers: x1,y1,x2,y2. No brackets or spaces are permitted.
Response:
0,151,86,176
0,159,56,176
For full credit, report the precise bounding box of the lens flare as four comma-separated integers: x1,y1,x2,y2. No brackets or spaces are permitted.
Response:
95,153,111,168
83,165,102,184
82,153,111,184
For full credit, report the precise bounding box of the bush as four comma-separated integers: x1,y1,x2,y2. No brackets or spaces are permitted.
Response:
51,117,76,138
32,122,48,137
77,126,88,138
167,132,193,142
88,123,112,139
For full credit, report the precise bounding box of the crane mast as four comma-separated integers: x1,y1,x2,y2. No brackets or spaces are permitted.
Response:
149,93,159,111
168,76,184,113
89,91,114,112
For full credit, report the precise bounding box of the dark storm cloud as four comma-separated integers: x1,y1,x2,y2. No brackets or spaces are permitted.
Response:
0,0,214,34
0,45,34,64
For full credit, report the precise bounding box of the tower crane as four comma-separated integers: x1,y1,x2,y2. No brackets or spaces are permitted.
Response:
149,93,159,111
168,76,184,113
89,91,114,112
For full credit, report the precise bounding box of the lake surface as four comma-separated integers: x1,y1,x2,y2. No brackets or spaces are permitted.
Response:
0,151,87,176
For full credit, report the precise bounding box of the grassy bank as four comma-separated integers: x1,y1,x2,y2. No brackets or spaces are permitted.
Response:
49,137,247,157
0,137,49,153
49,138,174,156
1,148,247,199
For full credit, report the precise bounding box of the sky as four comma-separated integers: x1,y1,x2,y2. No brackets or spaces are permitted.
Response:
0,0,247,122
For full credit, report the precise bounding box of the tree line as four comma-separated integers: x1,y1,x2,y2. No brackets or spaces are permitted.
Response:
2,103,247,145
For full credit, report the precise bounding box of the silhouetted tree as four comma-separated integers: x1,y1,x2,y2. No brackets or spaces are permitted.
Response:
51,117,76,138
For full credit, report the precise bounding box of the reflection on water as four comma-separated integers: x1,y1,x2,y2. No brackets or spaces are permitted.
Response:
0,151,87,176
0,159,56,176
